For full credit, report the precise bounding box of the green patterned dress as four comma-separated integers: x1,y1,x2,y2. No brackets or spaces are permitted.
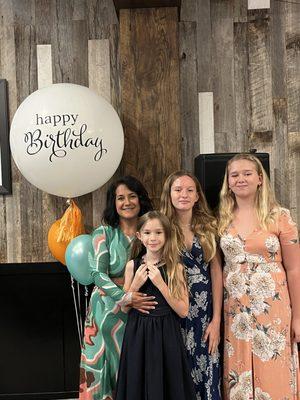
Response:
79,225,132,400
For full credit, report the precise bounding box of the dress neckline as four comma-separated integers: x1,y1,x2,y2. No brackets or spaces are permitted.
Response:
230,224,260,242
184,235,197,253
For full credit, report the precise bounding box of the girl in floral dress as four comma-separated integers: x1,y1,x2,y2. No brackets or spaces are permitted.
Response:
161,171,223,400
218,153,300,399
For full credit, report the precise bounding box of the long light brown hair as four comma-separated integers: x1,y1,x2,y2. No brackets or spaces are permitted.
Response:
160,171,217,262
218,153,280,235
131,211,186,300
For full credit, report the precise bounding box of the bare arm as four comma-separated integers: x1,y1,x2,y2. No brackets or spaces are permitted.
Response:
210,251,223,323
283,244,300,342
203,251,223,353
279,209,300,343
148,263,189,318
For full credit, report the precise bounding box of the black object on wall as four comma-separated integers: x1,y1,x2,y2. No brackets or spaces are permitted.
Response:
194,153,270,212
0,262,90,400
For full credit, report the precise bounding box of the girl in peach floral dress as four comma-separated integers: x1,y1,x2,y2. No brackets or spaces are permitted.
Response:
218,154,300,399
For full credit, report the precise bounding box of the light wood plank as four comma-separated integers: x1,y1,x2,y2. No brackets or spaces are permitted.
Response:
198,92,215,154
248,0,270,10
37,44,52,88
88,39,111,103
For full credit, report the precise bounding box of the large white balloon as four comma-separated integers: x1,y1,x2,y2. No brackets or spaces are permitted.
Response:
10,83,124,198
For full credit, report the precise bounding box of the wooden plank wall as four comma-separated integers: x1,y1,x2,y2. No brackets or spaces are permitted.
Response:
180,0,300,225
119,7,181,205
0,0,299,263
0,0,122,263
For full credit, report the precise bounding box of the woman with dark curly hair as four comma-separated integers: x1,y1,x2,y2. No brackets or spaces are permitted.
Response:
79,176,154,400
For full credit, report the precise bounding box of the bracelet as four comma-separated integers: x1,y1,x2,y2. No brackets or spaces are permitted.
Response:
117,292,132,307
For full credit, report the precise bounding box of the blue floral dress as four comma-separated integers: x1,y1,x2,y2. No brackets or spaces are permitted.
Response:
180,236,221,400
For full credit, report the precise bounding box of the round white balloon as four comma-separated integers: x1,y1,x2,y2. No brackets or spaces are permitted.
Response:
10,83,124,198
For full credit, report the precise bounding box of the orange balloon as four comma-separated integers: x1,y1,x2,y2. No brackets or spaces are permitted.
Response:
48,219,70,265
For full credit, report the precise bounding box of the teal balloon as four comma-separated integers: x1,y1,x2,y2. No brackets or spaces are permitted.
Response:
65,234,94,285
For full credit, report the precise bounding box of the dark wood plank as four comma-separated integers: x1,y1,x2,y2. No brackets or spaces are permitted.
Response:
195,0,212,92
233,0,247,23
51,0,74,83
72,19,88,86
270,0,286,99
180,0,196,22
120,7,180,205
35,0,52,44
211,0,235,152
179,21,199,171
286,1,300,224
114,0,180,10
273,98,289,207
234,22,250,151
87,0,118,39
13,0,35,25
0,195,7,262
14,23,44,262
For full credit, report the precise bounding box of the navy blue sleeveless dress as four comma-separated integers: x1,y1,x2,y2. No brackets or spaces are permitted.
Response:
115,258,196,400
180,237,221,400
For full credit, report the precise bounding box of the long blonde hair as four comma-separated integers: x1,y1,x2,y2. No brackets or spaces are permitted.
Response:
218,153,280,235
160,171,217,262
131,211,186,300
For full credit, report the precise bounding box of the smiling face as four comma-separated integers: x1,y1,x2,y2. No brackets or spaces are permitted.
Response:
170,175,199,213
228,159,262,200
137,218,166,255
115,184,141,221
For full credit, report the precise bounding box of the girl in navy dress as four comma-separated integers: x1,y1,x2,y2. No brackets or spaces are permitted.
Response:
115,211,196,400
161,171,223,400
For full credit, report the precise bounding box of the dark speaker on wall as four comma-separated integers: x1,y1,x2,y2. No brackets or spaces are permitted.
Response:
194,153,270,212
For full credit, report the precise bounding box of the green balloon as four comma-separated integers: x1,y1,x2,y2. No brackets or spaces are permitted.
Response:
65,234,94,285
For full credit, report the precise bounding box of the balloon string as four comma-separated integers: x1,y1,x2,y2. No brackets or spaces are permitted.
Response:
82,285,89,335
77,280,83,338
70,276,82,348
84,285,89,315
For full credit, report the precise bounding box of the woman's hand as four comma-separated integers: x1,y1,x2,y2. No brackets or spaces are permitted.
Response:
147,264,165,289
131,292,157,314
203,318,220,354
292,317,300,343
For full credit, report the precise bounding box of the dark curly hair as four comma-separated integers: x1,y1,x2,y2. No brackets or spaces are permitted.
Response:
102,176,153,227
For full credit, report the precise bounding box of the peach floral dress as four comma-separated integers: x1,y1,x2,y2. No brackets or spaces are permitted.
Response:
220,208,300,399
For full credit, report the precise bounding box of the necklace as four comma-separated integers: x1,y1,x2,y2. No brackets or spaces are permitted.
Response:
143,257,162,266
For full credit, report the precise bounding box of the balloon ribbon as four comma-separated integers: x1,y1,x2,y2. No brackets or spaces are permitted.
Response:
57,199,85,242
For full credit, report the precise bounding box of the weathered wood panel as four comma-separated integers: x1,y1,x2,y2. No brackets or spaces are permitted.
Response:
286,1,300,224
179,21,199,171
211,0,235,152
248,14,273,134
248,0,270,10
120,7,180,205
233,22,250,152
88,39,112,227
198,92,215,154
14,23,44,262
37,44,52,88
